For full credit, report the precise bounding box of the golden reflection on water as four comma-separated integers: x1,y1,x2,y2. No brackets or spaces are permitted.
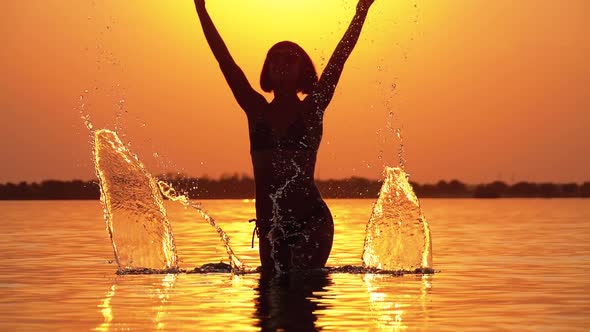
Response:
363,274,432,331
96,274,177,331
1,200,589,331
154,274,176,329
96,284,115,332
93,271,436,331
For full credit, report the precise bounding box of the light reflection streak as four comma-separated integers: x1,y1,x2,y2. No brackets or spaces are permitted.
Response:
364,274,432,331
153,273,176,330
95,284,115,332
94,274,177,331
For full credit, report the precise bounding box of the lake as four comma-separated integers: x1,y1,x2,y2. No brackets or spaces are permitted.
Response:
0,199,588,331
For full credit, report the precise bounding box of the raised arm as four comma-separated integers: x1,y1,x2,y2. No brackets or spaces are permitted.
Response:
194,0,266,112
308,0,375,110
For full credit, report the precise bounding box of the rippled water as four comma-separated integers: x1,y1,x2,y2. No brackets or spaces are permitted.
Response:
0,199,588,331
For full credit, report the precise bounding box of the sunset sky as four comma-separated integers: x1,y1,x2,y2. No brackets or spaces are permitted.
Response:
1,0,588,184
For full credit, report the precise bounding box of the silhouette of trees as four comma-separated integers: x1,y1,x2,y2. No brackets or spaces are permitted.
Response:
413,180,469,198
474,181,509,198
561,183,579,197
0,180,100,200
1,177,589,200
509,182,538,197
317,177,381,198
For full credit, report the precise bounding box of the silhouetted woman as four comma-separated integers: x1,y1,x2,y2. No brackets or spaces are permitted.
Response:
194,0,375,273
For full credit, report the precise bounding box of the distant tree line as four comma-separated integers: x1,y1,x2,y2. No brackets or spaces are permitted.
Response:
413,180,590,198
1,175,589,200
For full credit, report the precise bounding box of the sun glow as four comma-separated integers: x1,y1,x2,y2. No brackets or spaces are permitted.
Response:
190,0,419,72
205,0,356,56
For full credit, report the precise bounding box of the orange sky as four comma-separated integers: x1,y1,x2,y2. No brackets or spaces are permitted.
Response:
1,0,588,184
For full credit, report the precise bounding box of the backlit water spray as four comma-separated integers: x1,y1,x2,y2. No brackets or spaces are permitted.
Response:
362,167,432,271
157,181,244,271
94,129,178,271
363,83,432,271
366,48,431,271
92,128,244,272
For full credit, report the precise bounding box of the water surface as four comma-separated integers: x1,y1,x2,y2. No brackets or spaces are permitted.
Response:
0,199,588,331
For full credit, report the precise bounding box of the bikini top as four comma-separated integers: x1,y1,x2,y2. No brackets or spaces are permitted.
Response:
249,110,321,152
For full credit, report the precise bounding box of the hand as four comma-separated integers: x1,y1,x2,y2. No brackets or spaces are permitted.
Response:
357,0,375,12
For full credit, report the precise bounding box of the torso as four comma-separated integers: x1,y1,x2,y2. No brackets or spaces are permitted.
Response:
246,97,333,272
247,98,324,225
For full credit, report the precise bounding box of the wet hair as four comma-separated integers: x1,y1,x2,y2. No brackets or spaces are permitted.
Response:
260,41,318,94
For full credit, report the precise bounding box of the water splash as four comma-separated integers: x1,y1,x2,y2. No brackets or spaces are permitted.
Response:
119,265,433,275
94,129,178,271
93,128,245,272
157,181,245,271
395,127,406,171
362,167,432,271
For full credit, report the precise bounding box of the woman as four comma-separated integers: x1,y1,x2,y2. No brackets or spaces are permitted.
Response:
194,0,375,273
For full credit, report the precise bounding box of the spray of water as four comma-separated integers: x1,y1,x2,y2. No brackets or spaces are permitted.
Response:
362,167,432,271
94,129,178,271
93,128,245,272
157,181,245,271
395,127,406,171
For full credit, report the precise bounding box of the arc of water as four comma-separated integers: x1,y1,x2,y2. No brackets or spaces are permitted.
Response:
157,181,245,271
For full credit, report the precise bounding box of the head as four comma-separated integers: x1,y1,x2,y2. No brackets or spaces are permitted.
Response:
260,41,318,95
